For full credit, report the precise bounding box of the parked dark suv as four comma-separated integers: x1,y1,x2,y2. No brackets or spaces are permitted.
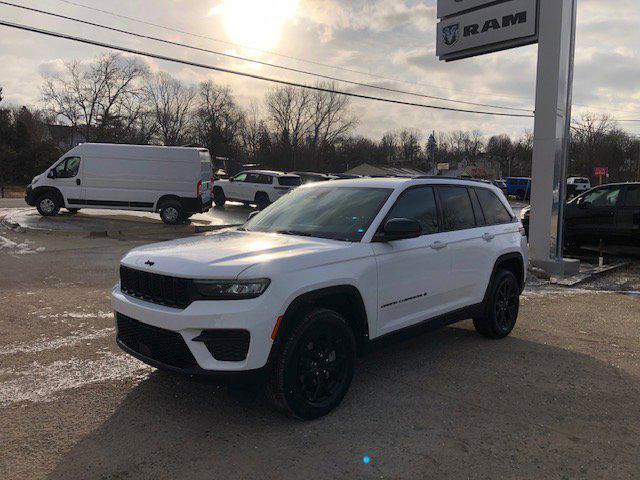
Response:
521,182,640,247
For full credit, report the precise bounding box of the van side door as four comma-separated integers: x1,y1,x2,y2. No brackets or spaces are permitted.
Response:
50,156,84,207
371,186,453,335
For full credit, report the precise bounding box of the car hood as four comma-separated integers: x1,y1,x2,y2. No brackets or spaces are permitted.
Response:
120,229,356,279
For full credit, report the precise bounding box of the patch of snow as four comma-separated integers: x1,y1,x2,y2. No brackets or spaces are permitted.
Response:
0,234,42,255
0,353,152,406
0,327,115,355
35,310,114,319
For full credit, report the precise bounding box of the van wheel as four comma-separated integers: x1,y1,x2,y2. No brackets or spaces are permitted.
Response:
67,208,81,214
255,192,270,210
159,202,184,225
473,270,520,339
36,194,60,216
265,308,356,420
213,188,226,206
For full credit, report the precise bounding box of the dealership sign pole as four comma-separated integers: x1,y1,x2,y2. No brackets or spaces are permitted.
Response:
437,0,579,275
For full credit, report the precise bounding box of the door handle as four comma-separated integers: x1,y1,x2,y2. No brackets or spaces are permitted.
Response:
76,179,81,186
430,241,447,250
482,232,495,241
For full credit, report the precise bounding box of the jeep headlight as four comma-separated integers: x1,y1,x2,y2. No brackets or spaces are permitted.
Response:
193,279,270,300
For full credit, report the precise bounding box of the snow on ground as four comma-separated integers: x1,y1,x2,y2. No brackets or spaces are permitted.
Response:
0,353,152,407
0,327,115,355
0,234,45,255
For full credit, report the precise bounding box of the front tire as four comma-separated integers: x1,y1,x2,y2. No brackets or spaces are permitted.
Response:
213,188,226,206
159,201,184,225
36,194,60,216
473,270,520,339
266,308,356,420
255,192,270,210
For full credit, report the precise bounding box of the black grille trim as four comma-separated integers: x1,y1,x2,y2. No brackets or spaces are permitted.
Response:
116,313,199,369
120,265,191,309
193,330,250,362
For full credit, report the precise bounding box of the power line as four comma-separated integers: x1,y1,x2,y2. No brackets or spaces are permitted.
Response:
0,1,533,114
46,0,640,118
51,0,538,104
0,19,536,119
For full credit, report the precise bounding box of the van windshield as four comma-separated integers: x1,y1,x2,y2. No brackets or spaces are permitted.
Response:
243,186,392,242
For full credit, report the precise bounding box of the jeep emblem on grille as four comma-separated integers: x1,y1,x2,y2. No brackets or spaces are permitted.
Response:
144,260,155,266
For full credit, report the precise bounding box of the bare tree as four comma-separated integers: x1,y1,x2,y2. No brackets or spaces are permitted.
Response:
266,86,313,170
241,101,262,163
42,53,148,142
307,83,356,170
146,72,196,145
194,81,245,160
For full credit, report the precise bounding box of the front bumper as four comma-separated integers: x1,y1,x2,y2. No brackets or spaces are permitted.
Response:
111,284,280,374
25,186,36,206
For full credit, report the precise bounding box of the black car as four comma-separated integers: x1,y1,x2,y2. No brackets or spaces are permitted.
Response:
521,182,640,247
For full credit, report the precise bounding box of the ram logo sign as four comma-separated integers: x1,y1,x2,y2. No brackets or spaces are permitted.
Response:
437,0,538,61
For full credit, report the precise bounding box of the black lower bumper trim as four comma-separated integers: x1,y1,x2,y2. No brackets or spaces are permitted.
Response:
116,337,268,385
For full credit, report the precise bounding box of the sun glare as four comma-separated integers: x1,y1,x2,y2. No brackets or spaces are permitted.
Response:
209,0,298,51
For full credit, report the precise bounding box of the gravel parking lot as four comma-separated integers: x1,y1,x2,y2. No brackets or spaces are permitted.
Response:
1,206,639,479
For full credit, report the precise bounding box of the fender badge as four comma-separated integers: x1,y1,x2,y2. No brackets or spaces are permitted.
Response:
144,260,155,266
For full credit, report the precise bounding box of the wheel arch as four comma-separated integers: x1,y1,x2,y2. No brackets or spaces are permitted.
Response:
485,252,525,300
32,186,64,204
156,194,182,211
269,285,370,361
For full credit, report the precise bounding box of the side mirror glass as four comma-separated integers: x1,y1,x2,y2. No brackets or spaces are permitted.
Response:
247,211,259,220
382,218,422,241
229,177,235,182
47,170,56,179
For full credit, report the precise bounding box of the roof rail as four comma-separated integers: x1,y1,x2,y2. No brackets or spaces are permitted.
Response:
413,175,491,184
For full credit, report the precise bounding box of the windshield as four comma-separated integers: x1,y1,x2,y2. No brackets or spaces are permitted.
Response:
243,186,393,242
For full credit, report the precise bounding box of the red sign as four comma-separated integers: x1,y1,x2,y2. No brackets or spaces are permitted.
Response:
594,167,608,177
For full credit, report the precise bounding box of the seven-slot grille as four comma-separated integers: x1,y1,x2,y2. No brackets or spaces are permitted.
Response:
120,265,190,309
116,313,199,369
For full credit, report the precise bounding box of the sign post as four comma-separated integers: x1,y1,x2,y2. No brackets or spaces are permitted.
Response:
436,0,579,276
594,167,608,185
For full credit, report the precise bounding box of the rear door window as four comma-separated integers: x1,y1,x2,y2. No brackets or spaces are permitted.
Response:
278,176,302,187
624,186,640,207
385,186,439,235
476,188,513,225
438,186,477,231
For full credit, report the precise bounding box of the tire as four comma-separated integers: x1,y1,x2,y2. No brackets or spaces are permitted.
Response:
265,308,356,420
67,208,81,214
473,270,520,339
515,190,525,201
255,192,270,210
36,193,61,217
213,188,226,206
159,201,184,225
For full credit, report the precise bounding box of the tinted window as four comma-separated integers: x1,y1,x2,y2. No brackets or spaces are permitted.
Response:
476,188,513,225
583,186,621,207
624,186,640,207
245,173,261,183
386,187,438,234
439,187,476,231
258,175,273,184
278,176,302,187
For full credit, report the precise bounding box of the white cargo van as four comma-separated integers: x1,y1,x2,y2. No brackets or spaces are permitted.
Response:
26,143,213,224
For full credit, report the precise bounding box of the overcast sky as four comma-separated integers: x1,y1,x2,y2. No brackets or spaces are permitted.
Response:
1,0,640,141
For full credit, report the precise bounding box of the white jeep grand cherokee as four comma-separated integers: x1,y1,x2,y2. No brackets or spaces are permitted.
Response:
112,177,528,419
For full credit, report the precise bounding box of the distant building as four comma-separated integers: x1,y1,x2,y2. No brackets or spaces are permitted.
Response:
427,156,499,179
344,163,427,177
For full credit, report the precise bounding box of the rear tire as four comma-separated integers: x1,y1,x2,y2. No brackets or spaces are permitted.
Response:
36,193,60,217
255,192,270,210
213,188,226,206
265,308,356,420
159,201,184,225
473,270,520,339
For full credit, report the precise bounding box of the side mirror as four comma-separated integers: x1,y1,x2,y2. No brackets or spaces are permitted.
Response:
47,170,56,179
247,211,259,220
578,199,591,209
381,218,422,241
229,177,235,182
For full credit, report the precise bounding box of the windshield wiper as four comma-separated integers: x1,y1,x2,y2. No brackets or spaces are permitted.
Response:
274,230,318,238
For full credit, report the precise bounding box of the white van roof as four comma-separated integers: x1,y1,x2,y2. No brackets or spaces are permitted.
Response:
68,143,210,162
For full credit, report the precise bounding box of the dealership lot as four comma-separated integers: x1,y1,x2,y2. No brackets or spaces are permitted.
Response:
1,205,639,479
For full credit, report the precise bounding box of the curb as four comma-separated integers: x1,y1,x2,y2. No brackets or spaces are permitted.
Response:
86,223,242,239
